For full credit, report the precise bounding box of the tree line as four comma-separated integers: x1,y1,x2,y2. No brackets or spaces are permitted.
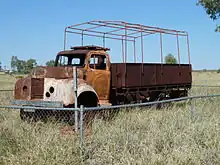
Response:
10,56,55,74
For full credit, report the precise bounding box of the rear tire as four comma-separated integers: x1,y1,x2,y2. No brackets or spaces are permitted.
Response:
149,92,170,109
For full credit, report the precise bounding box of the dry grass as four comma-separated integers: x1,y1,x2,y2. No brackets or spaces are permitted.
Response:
0,74,16,90
192,71,220,86
0,72,220,165
86,100,220,164
0,110,81,165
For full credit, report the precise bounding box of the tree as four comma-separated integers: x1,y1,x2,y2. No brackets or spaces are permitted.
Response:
11,56,24,73
164,54,177,64
24,59,37,74
16,59,26,73
11,56,18,71
197,0,220,32
10,56,38,74
0,61,2,71
46,60,55,67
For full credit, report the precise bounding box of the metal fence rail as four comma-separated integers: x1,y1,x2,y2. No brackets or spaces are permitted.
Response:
0,89,14,92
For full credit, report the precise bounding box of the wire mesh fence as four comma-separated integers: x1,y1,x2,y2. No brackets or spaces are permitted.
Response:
1,85,220,164
82,97,220,164
1,90,220,144
1,93,220,164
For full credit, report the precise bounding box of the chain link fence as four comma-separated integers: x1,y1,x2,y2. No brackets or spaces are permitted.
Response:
1,89,220,142
1,85,220,164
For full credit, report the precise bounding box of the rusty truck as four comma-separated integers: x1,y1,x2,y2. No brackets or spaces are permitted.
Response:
12,20,192,121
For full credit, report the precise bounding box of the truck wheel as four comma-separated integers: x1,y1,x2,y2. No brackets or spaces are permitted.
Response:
20,109,43,122
154,93,170,109
170,90,188,99
20,109,35,122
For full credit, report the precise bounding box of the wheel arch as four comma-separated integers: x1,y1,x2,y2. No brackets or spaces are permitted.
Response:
77,84,99,107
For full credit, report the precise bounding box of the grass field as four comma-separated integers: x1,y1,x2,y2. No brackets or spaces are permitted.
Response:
0,72,220,165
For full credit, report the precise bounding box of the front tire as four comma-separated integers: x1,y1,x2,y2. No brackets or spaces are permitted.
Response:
20,108,37,122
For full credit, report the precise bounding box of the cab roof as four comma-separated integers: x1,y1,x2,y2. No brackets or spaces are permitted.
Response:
57,45,110,56
71,45,110,51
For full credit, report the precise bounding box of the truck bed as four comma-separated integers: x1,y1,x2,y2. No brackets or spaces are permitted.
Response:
110,63,192,88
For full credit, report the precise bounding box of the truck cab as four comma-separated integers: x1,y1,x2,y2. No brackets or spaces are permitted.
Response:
55,45,111,104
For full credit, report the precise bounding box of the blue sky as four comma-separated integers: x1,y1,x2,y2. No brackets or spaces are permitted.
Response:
0,0,219,70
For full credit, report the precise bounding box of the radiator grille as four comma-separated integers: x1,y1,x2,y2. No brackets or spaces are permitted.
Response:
31,78,44,99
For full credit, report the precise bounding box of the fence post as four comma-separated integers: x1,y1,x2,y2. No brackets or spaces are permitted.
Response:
73,67,78,132
80,105,84,152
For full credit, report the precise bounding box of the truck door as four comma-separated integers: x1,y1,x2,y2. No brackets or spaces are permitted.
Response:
85,53,110,101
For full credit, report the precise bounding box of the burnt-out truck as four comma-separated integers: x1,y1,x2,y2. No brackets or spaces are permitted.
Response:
12,21,192,121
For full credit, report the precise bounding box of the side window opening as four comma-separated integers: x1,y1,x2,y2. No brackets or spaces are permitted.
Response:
59,56,68,66
69,57,81,65
56,54,86,67
89,54,106,70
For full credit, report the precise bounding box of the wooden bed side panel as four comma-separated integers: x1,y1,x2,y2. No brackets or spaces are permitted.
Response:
111,63,192,88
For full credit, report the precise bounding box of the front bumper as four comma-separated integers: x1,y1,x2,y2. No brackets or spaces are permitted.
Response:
11,100,63,108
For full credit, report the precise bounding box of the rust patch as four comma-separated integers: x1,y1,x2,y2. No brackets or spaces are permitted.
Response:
111,63,192,88
32,66,84,79
14,77,32,100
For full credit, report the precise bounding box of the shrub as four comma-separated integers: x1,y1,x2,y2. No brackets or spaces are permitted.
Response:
164,54,177,64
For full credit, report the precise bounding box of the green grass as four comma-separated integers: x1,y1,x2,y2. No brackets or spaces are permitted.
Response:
0,72,220,165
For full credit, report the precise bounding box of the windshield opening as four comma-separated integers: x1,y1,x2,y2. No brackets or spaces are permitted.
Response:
55,54,86,67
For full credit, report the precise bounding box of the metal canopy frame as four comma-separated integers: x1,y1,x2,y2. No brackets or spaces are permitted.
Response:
64,20,191,65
